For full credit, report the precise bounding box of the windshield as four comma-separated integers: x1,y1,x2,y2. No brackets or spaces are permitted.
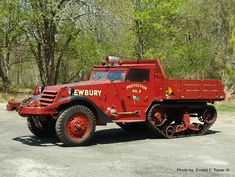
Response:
92,71,125,81
108,71,125,81
92,71,107,80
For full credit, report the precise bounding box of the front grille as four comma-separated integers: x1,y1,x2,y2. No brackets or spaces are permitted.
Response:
40,90,58,107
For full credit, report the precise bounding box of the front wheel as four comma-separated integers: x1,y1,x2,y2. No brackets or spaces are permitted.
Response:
27,116,56,138
56,105,96,146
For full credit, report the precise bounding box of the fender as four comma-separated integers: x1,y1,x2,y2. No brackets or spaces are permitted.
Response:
67,96,112,124
145,100,159,115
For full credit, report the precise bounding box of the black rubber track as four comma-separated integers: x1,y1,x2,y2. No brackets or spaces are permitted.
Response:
56,105,96,146
27,116,56,138
145,104,171,138
145,104,217,138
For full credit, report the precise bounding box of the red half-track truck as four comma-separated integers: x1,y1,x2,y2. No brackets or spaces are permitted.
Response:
7,56,225,146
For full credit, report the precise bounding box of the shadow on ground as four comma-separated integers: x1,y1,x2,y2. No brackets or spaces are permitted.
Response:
204,129,220,136
91,128,156,145
12,135,61,147
12,128,220,147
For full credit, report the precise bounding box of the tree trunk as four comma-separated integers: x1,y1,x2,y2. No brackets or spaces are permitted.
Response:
135,19,144,59
0,53,11,91
27,1,79,86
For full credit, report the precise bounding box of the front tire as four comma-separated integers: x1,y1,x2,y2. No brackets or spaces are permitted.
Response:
56,105,96,146
27,116,56,138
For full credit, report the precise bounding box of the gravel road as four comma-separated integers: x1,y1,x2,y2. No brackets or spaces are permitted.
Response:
0,107,234,177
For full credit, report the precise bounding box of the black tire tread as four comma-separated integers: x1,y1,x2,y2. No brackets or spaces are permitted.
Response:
27,116,56,138
145,104,169,138
56,105,96,146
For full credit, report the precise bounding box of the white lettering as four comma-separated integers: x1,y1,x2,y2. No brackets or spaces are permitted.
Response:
89,90,94,96
74,89,102,96
75,90,84,96
97,90,102,96
126,84,147,90
94,90,98,96
78,90,84,95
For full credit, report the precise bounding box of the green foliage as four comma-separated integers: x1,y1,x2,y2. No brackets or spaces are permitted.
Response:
0,92,8,102
129,0,235,87
0,0,234,97
130,0,181,59
232,16,235,54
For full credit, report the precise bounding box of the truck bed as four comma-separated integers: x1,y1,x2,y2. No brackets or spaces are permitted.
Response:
165,80,225,101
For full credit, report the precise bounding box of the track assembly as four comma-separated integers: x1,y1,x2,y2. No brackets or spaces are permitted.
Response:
146,104,217,138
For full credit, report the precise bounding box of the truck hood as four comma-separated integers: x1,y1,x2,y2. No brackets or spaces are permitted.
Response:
43,80,111,90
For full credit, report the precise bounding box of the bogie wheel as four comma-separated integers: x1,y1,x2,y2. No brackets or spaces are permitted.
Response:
146,104,166,127
145,104,171,138
192,123,203,134
203,105,217,124
163,125,175,137
27,116,56,138
56,105,96,146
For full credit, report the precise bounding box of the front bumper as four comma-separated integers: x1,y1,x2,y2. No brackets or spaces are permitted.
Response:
10,99,69,117
18,99,70,117
6,99,22,111
18,106,58,117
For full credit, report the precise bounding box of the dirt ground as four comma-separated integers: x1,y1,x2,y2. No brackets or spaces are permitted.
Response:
0,105,234,177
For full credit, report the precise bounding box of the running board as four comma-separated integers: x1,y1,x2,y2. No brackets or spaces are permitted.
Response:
106,108,140,119
117,110,140,116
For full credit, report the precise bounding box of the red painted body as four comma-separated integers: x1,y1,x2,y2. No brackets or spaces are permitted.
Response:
10,59,225,125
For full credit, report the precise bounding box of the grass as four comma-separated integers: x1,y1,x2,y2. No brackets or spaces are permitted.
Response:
215,103,235,112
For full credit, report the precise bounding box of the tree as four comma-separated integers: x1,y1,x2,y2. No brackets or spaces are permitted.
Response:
130,0,180,59
0,0,22,91
164,0,235,81
21,0,87,86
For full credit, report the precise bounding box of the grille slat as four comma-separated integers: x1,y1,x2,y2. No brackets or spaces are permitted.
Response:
41,93,56,98
40,90,58,107
40,102,51,106
40,98,54,103
43,90,57,94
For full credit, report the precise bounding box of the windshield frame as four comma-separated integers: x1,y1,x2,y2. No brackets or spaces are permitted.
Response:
107,71,125,82
90,68,127,82
91,71,108,81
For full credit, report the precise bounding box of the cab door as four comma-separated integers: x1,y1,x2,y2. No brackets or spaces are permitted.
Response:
115,68,154,110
